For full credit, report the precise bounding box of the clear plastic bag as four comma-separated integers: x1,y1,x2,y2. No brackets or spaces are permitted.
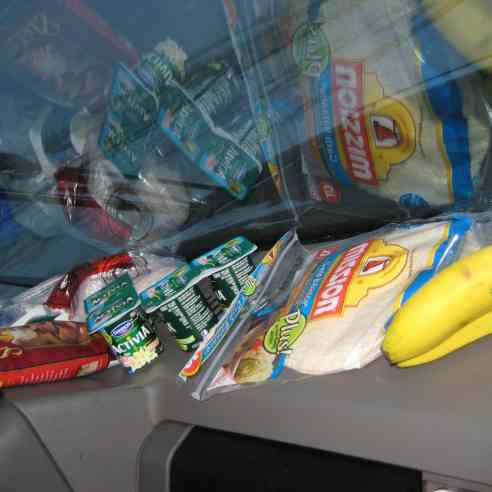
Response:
0,275,65,329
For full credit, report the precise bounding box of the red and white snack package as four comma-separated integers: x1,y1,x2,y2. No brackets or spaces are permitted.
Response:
0,321,111,388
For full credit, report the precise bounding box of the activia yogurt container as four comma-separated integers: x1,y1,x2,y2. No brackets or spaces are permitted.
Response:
140,264,217,352
208,250,257,307
87,275,162,373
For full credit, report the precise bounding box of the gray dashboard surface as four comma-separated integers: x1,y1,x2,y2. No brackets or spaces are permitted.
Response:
3,331,492,492
0,396,72,492
2,365,168,492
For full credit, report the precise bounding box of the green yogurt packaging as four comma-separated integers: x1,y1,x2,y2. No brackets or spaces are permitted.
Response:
84,272,135,315
146,273,218,353
203,240,257,307
157,62,263,200
87,274,163,373
141,237,258,352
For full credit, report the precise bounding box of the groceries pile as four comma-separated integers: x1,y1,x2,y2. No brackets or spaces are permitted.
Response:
4,212,492,400
0,237,257,386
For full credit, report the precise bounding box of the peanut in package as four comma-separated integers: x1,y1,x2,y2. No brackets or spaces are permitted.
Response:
223,0,492,209
182,215,479,399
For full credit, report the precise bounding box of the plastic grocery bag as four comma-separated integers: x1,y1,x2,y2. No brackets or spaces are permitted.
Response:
181,214,479,399
0,276,65,329
46,43,292,255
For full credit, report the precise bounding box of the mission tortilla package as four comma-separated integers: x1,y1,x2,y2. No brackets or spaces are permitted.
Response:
223,0,492,214
181,214,480,399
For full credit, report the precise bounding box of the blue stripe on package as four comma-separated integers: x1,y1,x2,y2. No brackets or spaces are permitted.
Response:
398,215,472,309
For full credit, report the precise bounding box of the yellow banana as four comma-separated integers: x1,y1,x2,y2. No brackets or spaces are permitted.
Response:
383,244,492,364
397,309,492,367
422,0,492,73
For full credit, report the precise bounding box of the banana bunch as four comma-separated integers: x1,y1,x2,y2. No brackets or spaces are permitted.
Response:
383,244,492,367
422,0,492,73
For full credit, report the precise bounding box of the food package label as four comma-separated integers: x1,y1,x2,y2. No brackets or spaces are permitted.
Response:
0,321,110,388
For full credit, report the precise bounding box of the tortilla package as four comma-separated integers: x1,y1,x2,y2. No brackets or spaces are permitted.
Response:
223,0,491,210
181,215,479,399
0,321,111,388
